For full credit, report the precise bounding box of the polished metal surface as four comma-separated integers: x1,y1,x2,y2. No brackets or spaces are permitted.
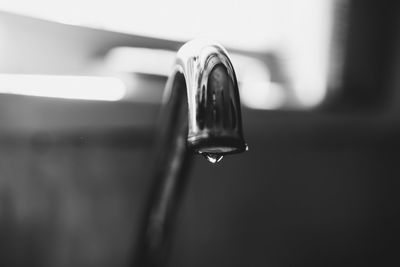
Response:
133,39,247,267
164,39,247,155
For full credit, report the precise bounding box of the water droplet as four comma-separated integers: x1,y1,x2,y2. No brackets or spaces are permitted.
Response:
245,144,249,151
203,153,224,164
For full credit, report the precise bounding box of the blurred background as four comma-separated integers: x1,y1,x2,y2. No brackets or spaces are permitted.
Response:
0,0,400,266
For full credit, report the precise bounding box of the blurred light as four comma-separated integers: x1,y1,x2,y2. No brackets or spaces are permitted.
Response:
0,0,282,52
284,0,333,107
106,47,176,76
0,0,336,109
0,0,333,51
230,54,287,110
0,74,126,101
240,81,286,110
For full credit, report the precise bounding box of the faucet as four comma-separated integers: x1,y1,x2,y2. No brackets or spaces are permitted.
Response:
133,39,247,267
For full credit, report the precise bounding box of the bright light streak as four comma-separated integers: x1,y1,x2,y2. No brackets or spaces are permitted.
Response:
106,47,176,76
0,74,126,101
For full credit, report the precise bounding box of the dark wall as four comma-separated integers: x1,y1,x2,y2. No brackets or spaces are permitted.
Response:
1,104,400,267
0,130,153,267
168,111,400,267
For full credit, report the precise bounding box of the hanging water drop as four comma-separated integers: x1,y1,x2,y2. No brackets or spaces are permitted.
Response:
203,153,224,164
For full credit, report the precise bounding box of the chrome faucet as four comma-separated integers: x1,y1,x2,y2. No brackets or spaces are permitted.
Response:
133,39,247,267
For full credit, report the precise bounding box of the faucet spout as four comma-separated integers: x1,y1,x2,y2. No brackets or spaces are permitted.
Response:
165,39,247,156
133,39,247,267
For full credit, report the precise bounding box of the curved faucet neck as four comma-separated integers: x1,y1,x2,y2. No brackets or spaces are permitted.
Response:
133,39,246,267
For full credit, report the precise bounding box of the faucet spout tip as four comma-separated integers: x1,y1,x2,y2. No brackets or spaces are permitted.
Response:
186,59,247,156
165,38,248,157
